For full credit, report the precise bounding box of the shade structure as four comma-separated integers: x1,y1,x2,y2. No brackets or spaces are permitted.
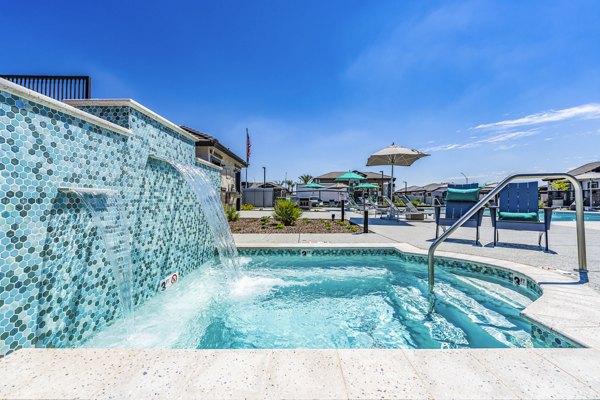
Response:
366,143,429,195
354,183,379,189
335,171,365,181
303,182,325,189
328,183,349,190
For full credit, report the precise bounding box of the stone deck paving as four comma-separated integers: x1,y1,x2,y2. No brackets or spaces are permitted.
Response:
2,348,600,399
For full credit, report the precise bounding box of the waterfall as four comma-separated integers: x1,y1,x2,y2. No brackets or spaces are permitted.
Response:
63,188,135,332
153,156,240,274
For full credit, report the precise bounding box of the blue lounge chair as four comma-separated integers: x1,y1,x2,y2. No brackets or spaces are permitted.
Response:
434,183,484,243
489,181,553,251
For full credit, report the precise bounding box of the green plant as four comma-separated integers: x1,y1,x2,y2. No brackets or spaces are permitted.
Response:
337,221,348,227
225,207,239,222
394,200,406,207
324,221,332,230
347,225,358,233
302,218,312,224
273,199,302,226
241,203,255,211
260,215,270,223
274,222,285,229
298,174,314,184
538,201,546,208
551,180,570,191
411,200,421,207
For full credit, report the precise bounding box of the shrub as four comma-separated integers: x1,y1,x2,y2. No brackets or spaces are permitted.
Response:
225,207,239,222
394,200,406,207
337,221,348,227
538,201,546,208
260,215,270,224
347,225,358,233
273,199,302,226
274,222,285,229
241,204,255,211
324,221,332,230
411,200,421,207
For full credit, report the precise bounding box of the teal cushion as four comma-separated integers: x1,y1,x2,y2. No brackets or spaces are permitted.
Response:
498,211,539,222
446,188,480,202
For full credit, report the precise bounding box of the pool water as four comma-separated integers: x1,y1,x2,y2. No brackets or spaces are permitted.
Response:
479,208,600,222
82,253,550,350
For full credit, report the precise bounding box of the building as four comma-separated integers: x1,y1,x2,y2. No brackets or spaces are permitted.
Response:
180,126,248,210
399,183,449,204
547,162,600,208
313,171,394,196
241,182,289,207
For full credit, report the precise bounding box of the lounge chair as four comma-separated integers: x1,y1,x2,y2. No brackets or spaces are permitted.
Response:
489,181,553,251
434,183,484,243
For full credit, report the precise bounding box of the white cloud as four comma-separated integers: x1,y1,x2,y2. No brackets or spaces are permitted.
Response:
475,103,600,130
424,130,537,152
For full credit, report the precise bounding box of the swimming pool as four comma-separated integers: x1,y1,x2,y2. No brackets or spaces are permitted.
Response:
81,249,572,350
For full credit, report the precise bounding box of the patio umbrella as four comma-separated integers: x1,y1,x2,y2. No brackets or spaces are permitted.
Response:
366,143,429,195
335,171,365,182
303,182,325,188
328,183,349,190
300,182,325,201
354,183,379,189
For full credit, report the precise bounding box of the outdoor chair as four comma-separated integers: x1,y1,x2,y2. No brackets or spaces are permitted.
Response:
489,181,553,251
434,183,484,243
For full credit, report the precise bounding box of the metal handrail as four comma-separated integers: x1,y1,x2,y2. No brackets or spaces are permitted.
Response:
427,173,587,292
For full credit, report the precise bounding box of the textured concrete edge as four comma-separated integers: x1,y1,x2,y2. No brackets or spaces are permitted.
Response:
237,242,600,349
0,78,133,137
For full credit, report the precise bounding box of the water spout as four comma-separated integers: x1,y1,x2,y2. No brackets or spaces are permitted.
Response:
148,155,241,275
58,187,135,334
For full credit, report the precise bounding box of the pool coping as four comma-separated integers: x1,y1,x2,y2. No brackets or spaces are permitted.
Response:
2,242,600,399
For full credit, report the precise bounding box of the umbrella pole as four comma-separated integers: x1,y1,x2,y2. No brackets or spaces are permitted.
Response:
391,165,394,200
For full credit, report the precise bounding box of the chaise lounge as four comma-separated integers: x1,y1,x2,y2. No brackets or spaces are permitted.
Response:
489,181,553,251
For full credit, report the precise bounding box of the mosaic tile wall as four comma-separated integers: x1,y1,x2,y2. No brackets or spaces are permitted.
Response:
0,89,220,356
237,247,579,348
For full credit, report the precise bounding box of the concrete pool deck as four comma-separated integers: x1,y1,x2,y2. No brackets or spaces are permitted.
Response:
2,347,600,399
2,231,600,398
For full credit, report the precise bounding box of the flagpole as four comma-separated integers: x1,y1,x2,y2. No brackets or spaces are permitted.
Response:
245,128,249,188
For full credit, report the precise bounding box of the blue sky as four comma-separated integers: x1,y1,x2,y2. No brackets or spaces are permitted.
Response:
3,1,600,185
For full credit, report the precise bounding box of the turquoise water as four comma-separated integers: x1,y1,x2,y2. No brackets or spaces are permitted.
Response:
475,208,600,221
83,254,549,349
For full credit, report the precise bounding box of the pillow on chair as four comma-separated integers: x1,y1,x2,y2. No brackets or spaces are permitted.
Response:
498,211,539,222
446,188,480,202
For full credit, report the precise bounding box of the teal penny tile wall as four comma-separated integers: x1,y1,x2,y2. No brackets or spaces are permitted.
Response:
0,83,220,356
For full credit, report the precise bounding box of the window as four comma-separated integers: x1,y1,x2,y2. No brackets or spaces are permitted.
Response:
591,181,599,189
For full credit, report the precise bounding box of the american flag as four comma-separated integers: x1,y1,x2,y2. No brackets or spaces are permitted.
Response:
246,128,251,164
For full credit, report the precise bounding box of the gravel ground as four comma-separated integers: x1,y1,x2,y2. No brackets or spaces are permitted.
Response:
229,218,360,234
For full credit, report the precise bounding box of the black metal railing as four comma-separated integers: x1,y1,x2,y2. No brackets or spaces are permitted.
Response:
0,75,91,101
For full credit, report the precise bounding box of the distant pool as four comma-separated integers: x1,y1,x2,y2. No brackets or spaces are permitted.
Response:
81,249,569,350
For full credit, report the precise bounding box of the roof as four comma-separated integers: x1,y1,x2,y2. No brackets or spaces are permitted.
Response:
180,126,248,167
245,182,287,190
567,162,600,177
315,171,393,180
396,183,448,193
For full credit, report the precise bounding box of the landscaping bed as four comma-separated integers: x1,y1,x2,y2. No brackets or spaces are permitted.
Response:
229,218,359,233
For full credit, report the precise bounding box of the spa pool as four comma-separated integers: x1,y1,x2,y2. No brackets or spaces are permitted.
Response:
81,249,572,350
